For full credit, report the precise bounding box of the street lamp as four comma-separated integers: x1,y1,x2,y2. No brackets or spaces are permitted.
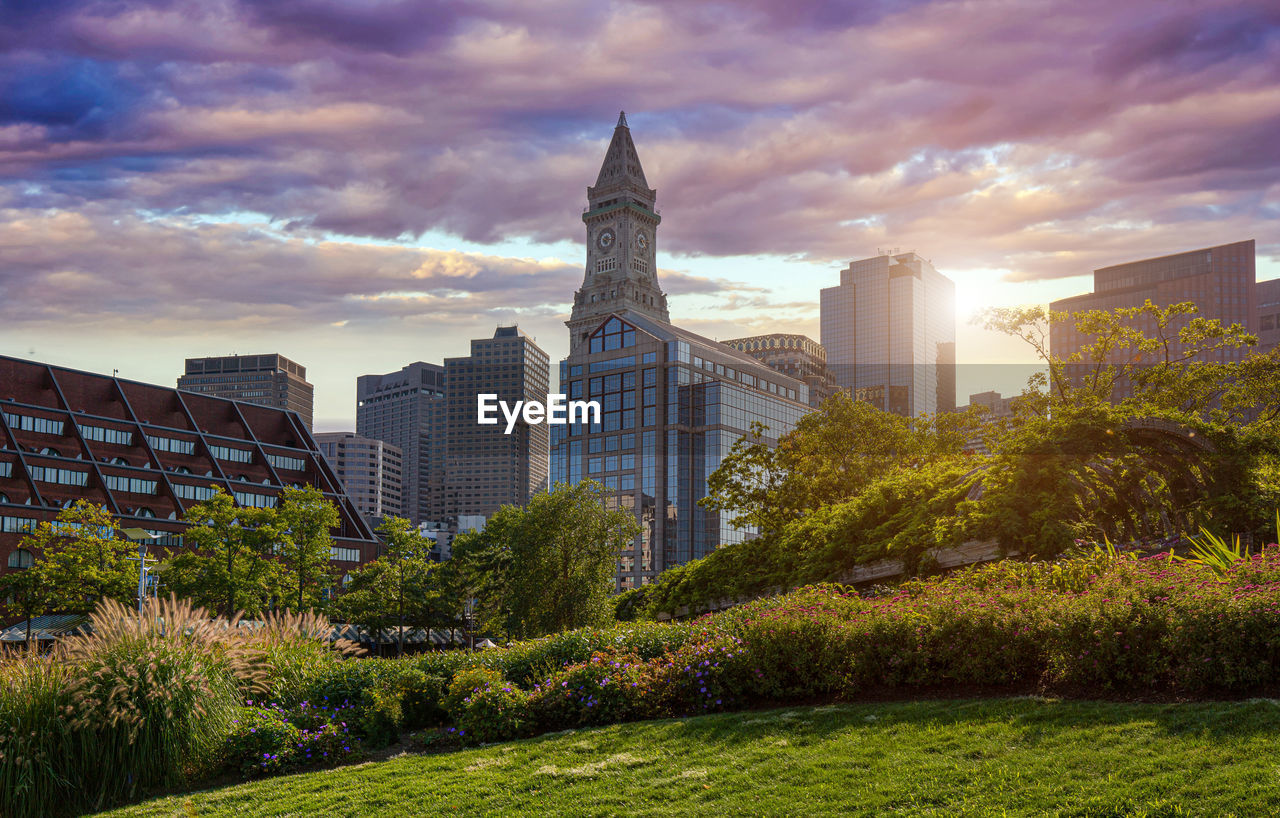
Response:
120,527,161,617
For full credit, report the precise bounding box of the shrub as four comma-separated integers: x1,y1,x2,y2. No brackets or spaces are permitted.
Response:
223,703,360,778
528,651,650,730
0,652,76,818
282,657,451,746
249,609,363,702
0,596,264,818
443,668,530,744
643,637,750,717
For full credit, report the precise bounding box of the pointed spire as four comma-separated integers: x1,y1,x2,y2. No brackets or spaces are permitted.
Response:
595,111,648,190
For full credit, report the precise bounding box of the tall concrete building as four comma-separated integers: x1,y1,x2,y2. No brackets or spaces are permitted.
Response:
444,327,551,517
315,432,403,527
1049,240,1257,397
178,354,314,428
1257,277,1280,355
355,363,445,525
723,333,843,408
820,252,957,417
553,113,811,590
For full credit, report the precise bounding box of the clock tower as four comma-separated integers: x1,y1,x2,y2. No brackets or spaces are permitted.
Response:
567,112,670,349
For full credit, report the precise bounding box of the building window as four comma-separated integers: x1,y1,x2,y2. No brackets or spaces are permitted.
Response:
265,453,307,471
7,548,33,569
78,424,133,446
2,412,64,436
27,465,88,486
103,475,158,495
173,483,218,501
330,546,361,562
233,491,277,509
210,445,254,463
146,435,196,455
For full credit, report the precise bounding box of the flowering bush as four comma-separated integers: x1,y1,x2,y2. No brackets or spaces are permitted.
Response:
223,702,360,777
283,657,451,745
443,668,530,744
528,651,650,730
642,637,750,717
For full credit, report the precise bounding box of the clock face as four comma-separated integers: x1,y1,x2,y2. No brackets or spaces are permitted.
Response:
597,229,616,250
635,230,649,251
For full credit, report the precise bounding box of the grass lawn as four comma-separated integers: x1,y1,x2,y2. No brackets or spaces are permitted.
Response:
102,698,1280,817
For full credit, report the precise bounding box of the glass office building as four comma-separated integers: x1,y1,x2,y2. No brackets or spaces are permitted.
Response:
553,313,810,590
820,252,956,417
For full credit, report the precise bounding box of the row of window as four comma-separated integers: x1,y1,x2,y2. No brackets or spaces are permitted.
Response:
147,434,196,455
233,491,277,509
3,412,64,436
78,424,134,446
103,474,158,495
27,465,89,486
266,453,307,471
173,483,219,501
210,444,253,463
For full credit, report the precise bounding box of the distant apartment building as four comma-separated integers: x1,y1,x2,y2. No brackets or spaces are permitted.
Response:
820,251,957,417
1050,240,1257,397
1258,277,1280,355
355,363,445,525
315,433,402,527
722,334,843,408
1,355,377,580
962,390,1016,418
444,327,551,517
178,354,314,429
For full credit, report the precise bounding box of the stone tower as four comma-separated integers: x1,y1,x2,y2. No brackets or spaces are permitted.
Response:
567,112,670,350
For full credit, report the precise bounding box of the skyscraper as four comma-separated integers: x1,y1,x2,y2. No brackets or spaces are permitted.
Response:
553,114,811,590
820,252,957,417
1049,240,1257,397
315,432,403,527
355,362,445,525
1259,277,1280,355
178,354,314,428
444,327,551,517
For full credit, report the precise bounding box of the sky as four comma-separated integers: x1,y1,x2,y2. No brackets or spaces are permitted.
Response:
1,0,1278,431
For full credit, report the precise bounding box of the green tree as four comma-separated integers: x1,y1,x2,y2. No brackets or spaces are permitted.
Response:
452,481,641,639
0,563,51,644
702,391,981,533
28,501,134,614
164,487,283,617
331,517,436,655
275,485,340,611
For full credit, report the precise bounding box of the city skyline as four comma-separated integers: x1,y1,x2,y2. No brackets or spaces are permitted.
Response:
1,0,1278,430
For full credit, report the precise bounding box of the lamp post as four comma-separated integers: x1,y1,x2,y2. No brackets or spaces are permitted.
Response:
121,528,161,617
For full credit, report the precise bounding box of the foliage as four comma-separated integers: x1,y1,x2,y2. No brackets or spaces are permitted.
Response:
453,481,642,639
248,608,363,703
443,668,530,744
527,651,650,730
329,516,440,656
222,702,359,778
0,596,265,817
164,488,283,618
701,392,981,533
273,485,341,611
22,501,133,615
1180,527,1249,576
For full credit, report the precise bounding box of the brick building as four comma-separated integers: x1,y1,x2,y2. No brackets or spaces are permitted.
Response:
0,356,376,577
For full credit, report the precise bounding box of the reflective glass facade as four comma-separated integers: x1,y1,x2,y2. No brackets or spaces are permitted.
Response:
553,314,810,590
820,252,957,417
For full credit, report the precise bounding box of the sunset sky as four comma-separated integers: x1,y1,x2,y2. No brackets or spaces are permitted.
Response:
2,0,1278,429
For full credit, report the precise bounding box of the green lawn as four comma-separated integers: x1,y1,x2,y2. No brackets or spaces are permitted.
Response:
103,698,1280,817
